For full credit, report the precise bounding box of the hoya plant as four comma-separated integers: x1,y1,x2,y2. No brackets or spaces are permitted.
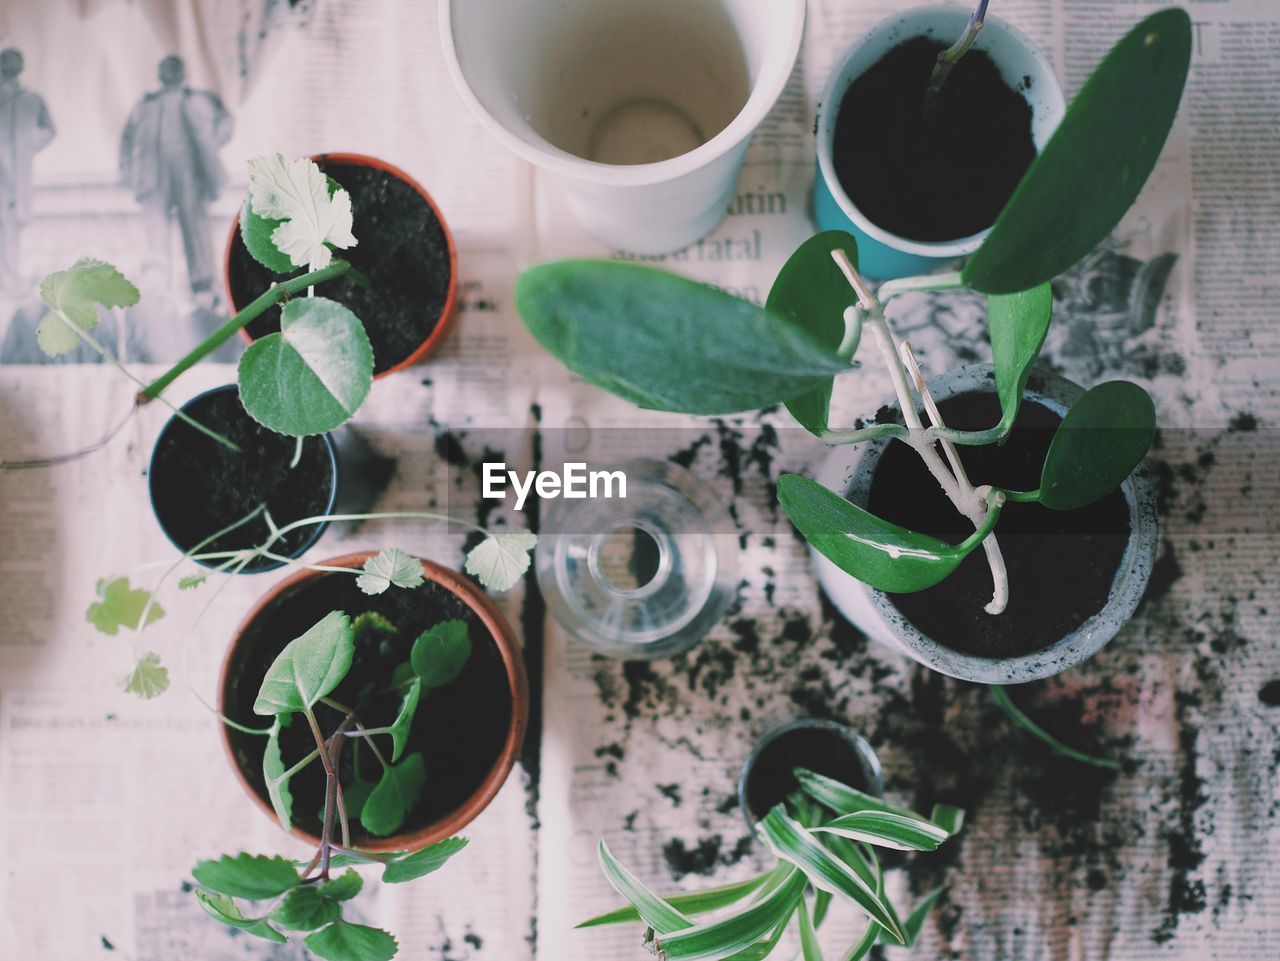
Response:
190,607,473,961
582,768,963,960
32,154,379,452
513,9,1190,619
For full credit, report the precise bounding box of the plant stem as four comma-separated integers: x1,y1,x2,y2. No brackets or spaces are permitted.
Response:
820,424,909,446
876,271,965,302
305,707,339,880
991,685,1121,770
138,259,352,402
923,0,989,116
1,399,138,470
829,249,1010,614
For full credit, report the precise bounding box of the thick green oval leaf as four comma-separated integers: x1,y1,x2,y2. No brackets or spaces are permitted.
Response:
963,9,1192,293
263,718,294,830
766,231,860,435
388,678,421,763
814,811,950,852
360,753,426,837
655,868,806,961
597,840,695,935
989,284,1053,436
1039,380,1155,510
382,836,469,884
192,853,300,900
411,620,471,689
778,474,1000,593
195,891,288,943
757,808,902,944
515,260,847,415
238,295,374,436
254,611,355,715
304,920,398,961
577,873,770,928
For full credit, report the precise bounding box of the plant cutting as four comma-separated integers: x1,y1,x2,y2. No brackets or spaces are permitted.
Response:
514,10,1190,686
581,755,964,960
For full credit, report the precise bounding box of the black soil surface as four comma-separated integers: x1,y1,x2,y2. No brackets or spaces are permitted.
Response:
223,573,514,843
229,159,453,374
867,388,1131,658
149,388,332,571
832,37,1035,241
744,723,874,820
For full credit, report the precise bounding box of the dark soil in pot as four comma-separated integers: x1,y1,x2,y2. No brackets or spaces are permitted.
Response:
867,390,1130,658
832,36,1035,241
149,388,333,572
222,574,514,843
742,722,876,822
229,158,453,375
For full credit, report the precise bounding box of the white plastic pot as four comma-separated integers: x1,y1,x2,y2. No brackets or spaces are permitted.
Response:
812,365,1158,684
440,0,805,255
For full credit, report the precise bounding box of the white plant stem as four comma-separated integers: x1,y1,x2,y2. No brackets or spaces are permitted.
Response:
829,250,1009,614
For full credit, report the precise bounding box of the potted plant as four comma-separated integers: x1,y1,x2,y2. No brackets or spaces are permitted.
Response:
580,723,964,959
226,153,458,378
188,549,525,960
512,9,1190,688
814,2,1066,279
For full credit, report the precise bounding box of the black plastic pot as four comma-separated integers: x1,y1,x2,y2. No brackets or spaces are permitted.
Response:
147,385,338,573
738,718,883,832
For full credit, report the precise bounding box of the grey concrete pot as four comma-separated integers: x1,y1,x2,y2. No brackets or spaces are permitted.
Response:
812,364,1158,684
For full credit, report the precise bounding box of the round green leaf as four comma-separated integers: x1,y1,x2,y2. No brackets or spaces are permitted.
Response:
238,295,374,436
963,9,1192,293
766,231,861,436
515,260,847,415
240,200,296,274
988,283,1053,436
304,921,398,961
1039,380,1155,510
778,474,1001,593
253,611,355,715
360,753,425,837
410,619,471,688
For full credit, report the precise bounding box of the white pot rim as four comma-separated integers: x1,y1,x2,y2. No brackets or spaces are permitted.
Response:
815,4,1065,259
440,0,806,188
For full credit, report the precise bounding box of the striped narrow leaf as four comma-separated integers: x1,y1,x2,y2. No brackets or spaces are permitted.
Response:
578,873,770,928
841,921,881,961
930,805,965,835
813,889,833,928
719,910,794,961
795,769,927,822
656,868,807,961
882,886,948,948
758,808,902,944
814,811,951,852
798,898,825,961
597,841,694,934
817,833,878,893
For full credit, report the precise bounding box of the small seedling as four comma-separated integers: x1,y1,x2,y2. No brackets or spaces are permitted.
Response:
923,0,990,115
190,607,473,960
581,768,964,960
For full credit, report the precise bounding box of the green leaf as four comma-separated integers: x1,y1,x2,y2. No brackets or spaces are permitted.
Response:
577,874,771,928
1038,381,1155,510
240,199,297,274
178,574,207,591
515,260,848,415
382,836,469,883
36,259,140,356
360,753,425,837
194,890,287,943
263,719,294,830
795,769,904,819
355,548,425,596
963,9,1192,293
778,474,1001,593
353,611,398,638
654,868,807,961
192,853,300,900
304,920,398,961
757,808,902,944
988,284,1053,437
597,840,695,935
238,295,374,436
465,530,537,591
87,576,163,635
889,887,946,948
812,889,832,929
387,678,421,763
930,805,965,835
118,652,170,699
410,620,471,688
269,885,342,931
341,773,376,823
797,898,824,961
322,870,364,901
253,611,355,715
767,231,861,435
814,811,951,852
247,155,358,271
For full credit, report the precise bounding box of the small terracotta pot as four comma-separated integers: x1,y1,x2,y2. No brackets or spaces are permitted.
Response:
218,552,528,851
224,152,459,379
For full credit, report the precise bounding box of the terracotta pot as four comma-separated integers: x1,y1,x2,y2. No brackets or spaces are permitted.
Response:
224,152,459,379
218,552,528,851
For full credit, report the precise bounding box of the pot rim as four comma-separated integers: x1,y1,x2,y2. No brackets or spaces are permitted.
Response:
814,364,1158,684
146,383,337,574
815,4,1066,257
224,152,460,379
217,551,529,851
